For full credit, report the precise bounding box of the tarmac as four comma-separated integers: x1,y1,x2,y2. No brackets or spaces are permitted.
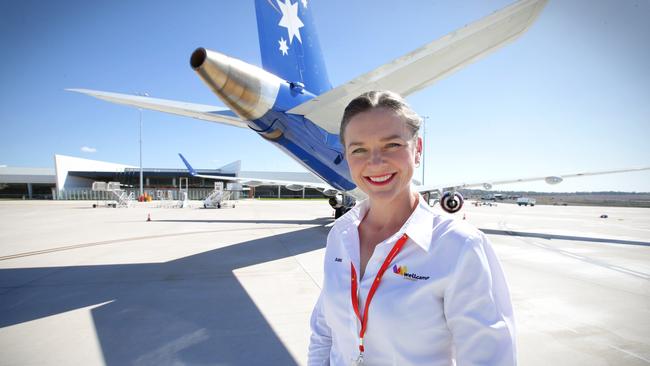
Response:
0,199,648,365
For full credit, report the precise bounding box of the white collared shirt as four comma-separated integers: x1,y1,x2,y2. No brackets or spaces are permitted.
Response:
308,195,516,366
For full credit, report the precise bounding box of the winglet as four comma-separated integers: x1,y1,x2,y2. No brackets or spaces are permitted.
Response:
178,153,197,176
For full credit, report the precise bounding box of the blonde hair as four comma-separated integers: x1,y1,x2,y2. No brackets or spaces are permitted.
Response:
340,90,421,147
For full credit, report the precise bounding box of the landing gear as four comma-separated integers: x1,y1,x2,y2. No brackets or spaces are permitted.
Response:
329,193,355,219
334,207,345,219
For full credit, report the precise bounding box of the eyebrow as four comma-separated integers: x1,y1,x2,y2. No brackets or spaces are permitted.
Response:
346,134,405,147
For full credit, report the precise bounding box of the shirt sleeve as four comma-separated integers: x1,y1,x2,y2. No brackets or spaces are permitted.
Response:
443,231,516,365
308,291,332,366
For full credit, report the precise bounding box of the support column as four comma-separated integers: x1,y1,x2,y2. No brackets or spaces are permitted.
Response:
27,183,33,199
278,185,281,198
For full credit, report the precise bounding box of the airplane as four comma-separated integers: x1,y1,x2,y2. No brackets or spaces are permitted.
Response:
179,152,347,211
68,0,649,218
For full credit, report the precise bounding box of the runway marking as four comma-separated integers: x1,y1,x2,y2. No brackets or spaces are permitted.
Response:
481,226,650,247
494,222,650,280
607,344,650,364
134,329,210,366
0,225,310,262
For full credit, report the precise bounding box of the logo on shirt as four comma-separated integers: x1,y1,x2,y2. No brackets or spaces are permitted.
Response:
392,265,430,281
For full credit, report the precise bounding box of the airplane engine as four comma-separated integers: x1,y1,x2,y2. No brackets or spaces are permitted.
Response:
243,180,264,188
545,176,563,185
285,184,304,192
190,48,282,121
328,196,343,209
440,191,464,214
322,189,338,197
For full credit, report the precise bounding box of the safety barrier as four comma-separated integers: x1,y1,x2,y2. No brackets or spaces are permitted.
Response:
55,188,221,201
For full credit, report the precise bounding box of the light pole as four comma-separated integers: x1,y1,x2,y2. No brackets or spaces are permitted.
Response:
137,92,148,198
421,115,429,186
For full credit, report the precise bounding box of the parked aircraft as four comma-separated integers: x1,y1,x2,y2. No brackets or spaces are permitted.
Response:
68,0,648,217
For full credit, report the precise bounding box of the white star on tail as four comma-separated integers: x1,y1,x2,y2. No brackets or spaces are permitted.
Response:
277,0,304,44
278,37,289,55
301,0,308,8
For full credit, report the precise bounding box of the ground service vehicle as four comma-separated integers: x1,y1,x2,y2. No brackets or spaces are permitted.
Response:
517,197,536,206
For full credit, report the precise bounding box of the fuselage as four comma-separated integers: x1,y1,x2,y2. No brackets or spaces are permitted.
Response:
190,47,358,195
248,85,356,192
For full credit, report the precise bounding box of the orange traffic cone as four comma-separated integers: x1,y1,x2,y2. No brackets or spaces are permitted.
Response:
147,213,151,222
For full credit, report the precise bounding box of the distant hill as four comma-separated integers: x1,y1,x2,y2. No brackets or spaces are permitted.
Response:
459,190,650,208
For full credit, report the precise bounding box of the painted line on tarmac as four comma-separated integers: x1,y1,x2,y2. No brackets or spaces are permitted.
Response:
607,344,650,364
493,222,650,280
0,225,304,261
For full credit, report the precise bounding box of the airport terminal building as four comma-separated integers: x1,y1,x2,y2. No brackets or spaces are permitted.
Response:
0,155,324,200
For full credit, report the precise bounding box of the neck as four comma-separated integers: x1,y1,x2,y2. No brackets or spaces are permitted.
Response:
363,189,419,233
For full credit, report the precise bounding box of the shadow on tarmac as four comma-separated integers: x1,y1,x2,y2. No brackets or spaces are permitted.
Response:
480,228,650,247
0,225,329,365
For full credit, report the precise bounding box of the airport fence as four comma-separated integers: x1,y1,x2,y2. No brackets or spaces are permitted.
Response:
54,188,241,201
54,187,327,200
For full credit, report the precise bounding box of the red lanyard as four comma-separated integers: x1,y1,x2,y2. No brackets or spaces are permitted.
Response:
350,233,409,356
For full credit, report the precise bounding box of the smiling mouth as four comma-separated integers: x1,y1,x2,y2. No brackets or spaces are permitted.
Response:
364,173,396,186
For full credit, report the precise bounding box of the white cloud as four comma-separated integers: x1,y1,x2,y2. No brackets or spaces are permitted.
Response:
81,146,97,153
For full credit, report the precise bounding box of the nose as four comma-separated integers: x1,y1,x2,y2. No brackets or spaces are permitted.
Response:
369,149,384,165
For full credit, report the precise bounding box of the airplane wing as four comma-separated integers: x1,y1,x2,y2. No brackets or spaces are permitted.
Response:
288,0,547,134
66,88,247,128
178,154,334,191
416,166,650,193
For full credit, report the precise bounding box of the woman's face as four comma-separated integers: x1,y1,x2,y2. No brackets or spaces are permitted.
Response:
343,107,421,203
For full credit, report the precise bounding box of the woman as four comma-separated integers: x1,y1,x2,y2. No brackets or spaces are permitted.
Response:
308,91,515,365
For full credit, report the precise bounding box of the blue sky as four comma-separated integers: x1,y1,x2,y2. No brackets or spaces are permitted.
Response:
1,0,649,192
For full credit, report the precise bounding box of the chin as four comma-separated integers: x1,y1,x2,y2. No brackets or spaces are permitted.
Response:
361,183,412,204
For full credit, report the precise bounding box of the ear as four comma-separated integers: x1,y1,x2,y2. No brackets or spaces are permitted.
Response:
414,136,423,164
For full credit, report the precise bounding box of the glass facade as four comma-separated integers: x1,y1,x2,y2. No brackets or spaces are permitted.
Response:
0,183,55,199
1,168,327,200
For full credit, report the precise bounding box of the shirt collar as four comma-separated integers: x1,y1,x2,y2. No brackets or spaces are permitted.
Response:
402,194,435,251
339,194,435,252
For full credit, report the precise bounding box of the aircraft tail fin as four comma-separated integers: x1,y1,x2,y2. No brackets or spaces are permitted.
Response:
254,0,331,94
178,153,197,176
